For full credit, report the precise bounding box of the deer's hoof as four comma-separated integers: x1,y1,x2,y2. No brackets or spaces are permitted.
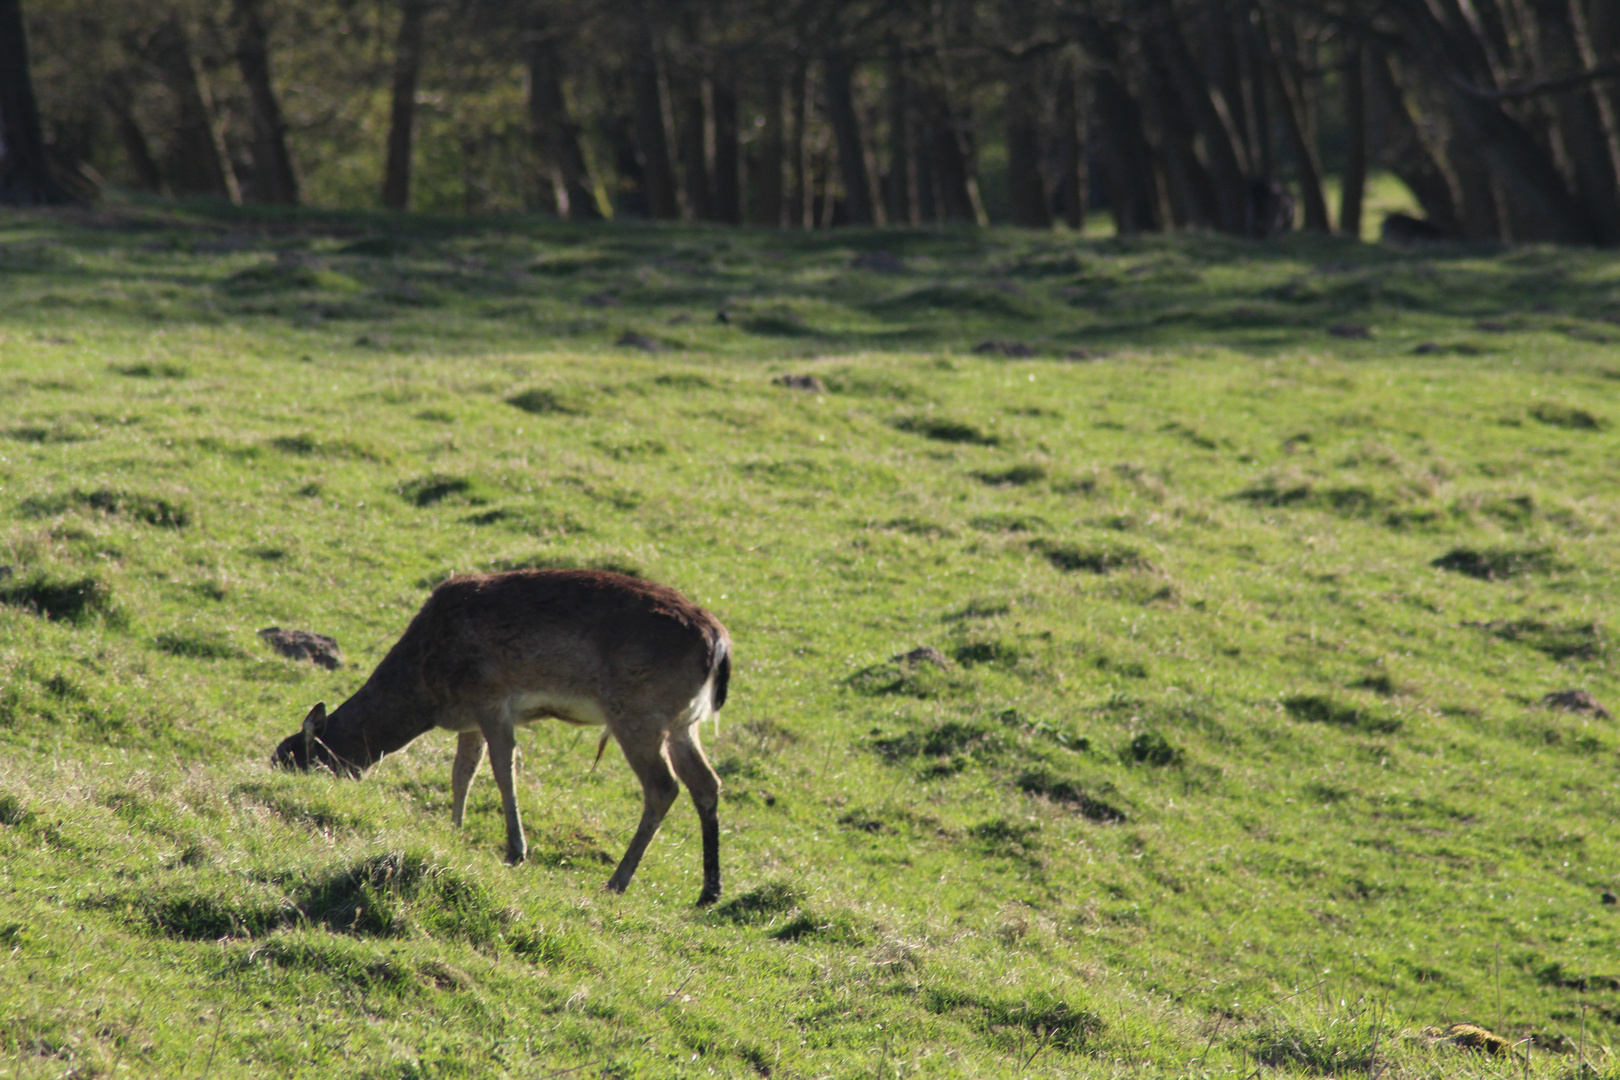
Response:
603,878,629,894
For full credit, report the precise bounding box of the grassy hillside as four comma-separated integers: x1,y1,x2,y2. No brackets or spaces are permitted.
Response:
1,202,1618,1079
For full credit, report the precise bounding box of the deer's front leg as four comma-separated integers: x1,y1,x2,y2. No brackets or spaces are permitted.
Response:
450,729,484,828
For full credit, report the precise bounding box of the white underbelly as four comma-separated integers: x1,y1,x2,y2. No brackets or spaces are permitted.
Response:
503,690,608,728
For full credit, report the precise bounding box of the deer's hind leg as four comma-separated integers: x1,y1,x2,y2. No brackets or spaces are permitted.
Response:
450,729,485,828
604,722,680,896
667,724,722,906
478,716,527,865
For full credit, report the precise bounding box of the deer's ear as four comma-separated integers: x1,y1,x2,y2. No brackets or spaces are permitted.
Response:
302,702,327,739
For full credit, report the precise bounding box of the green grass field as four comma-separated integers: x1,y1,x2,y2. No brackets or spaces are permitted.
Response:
1,199,1618,1078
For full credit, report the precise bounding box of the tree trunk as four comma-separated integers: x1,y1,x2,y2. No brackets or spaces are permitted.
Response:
1259,13,1329,231
1092,68,1164,233
382,0,426,211
885,35,913,225
1149,8,1250,232
1004,48,1052,228
1054,69,1087,230
1446,86,1590,241
144,13,236,200
0,0,66,204
1136,33,1217,229
711,74,740,224
789,55,812,228
1593,0,1620,151
1364,50,1464,236
601,107,641,216
1204,0,1251,165
107,83,164,193
924,89,980,224
1243,9,1274,180
1552,0,1620,243
913,81,937,223
1339,40,1367,238
824,48,873,225
229,0,298,205
751,62,785,225
677,76,712,220
1396,0,1589,240
631,45,679,220
526,31,599,220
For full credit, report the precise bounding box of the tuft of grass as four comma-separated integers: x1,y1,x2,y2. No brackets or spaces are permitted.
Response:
925,988,1104,1052
1432,546,1559,580
398,474,479,507
127,889,290,940
0,793,34,826
112,362,187,379
891,415,1001,445
974,464,1048,486
1282,694,1403,734
1033,540,1148,573
267,433,383,460
741,313,815,337
712,880,802,925
0,572,118,623
153,630,242,659
1014,770,1127,822
1529,402,1604,430
1466,618,1608,661
506,388,581,415
19,488,191,528
1126,731,1181,766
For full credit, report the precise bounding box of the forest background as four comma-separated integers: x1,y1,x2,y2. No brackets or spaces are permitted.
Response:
6,0,1620,244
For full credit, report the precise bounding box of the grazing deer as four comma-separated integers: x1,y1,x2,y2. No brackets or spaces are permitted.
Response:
270,569,731,905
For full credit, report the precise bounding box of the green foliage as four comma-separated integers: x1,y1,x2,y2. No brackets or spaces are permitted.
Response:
2,209,1619,1078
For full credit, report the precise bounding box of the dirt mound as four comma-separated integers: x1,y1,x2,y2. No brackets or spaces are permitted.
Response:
258,627,344,670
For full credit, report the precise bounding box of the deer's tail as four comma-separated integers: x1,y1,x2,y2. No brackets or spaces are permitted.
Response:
710,635,731,714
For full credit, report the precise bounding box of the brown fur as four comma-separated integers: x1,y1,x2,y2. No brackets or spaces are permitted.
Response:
271,569,731,905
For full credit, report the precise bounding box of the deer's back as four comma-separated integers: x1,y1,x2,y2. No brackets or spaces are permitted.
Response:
378,569,726,711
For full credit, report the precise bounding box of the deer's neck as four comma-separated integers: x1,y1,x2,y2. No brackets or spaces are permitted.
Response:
323,679,438,772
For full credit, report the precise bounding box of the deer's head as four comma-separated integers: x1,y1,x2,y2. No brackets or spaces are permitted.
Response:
270,702,362,776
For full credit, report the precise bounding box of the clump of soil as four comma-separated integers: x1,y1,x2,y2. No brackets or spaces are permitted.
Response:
258,628,344,670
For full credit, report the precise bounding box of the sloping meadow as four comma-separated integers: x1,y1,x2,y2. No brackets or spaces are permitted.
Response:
0,206,1617,1077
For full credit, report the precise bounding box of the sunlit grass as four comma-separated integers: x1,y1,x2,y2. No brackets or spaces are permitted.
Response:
0,200,1616,1077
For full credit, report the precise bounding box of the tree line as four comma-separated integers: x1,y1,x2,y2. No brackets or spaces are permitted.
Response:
5,0,1620,244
